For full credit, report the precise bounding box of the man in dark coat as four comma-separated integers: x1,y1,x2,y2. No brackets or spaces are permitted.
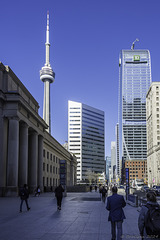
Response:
55,184,64,210
101,186,107,203
19,184,30,213
106,186,126,240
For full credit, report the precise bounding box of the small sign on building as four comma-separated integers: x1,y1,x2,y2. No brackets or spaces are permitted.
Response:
60,160,67,196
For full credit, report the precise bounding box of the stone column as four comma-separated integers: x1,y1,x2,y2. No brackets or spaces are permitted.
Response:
38,135,43,190
28,131,38,193
0,114,8,196
18,122,28,187
7,117,19,196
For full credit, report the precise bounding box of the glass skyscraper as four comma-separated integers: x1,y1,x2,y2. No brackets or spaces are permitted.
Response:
68,100,105,181
119,49,152,162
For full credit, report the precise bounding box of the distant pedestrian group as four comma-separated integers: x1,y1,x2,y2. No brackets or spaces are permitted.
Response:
18,183,160,240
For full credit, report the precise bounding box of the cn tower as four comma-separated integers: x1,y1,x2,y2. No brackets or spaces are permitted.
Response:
40,11,55,134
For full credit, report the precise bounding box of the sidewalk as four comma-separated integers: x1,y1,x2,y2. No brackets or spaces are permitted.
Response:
0,191,141,240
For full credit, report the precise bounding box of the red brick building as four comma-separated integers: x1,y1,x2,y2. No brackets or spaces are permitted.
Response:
125,160,148,184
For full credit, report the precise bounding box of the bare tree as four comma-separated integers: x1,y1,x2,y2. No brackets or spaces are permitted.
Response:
85,169,95,184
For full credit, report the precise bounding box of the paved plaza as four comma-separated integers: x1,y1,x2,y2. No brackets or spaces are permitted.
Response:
0,190,141,240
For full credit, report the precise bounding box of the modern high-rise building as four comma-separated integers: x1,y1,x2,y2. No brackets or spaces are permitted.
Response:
115,123,120,177
40,12,55,134
106,156,111,182
111,141,116,180
118,48,152,163
68,100,105,182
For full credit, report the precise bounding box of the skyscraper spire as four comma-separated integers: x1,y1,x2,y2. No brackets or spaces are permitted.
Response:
40,12,55,134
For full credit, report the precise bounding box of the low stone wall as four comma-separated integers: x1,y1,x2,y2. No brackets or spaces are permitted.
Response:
67,185,90,192
127,194,138,207
43,185,90,193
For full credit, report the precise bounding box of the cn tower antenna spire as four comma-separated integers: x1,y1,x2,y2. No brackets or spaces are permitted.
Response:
40,11,55,134
45,11,50,66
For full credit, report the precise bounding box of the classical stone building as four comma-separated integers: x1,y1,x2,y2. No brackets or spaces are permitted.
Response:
0,62,77,196
146,82,160,187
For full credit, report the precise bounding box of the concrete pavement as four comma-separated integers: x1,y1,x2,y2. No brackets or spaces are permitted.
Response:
0,190,142,240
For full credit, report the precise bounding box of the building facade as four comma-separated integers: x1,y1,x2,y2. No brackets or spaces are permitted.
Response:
0,62,77,196
111,141,116,181
119,49,152,164
106,156,111,182
68,100,105,182
125,160,147,184
146,82,160,186
116,123,120,178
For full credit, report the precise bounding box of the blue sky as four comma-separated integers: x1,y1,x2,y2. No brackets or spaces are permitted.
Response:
1,0,160,156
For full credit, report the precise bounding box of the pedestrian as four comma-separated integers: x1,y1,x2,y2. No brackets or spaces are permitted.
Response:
95,185,97,192
35,185,41,197
19,184,30,213
138,191,160,240
106,186,126,240
55,184,64,210
101,186,107,203
99,184,102,196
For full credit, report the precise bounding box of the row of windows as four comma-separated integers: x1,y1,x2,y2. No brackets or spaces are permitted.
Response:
126,162,146,165
83,120,104,130
43,163,59,174
82,108,104,118
69,111,80,114
43,150,59,163
69,140,80,142
82,126,104,134
82,111,104,121
82,136,104,143
82,132,104,140
43,177,58,187
83,115,104,125
82,140,104,146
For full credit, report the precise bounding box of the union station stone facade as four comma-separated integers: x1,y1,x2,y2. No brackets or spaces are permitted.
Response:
0,62,77,196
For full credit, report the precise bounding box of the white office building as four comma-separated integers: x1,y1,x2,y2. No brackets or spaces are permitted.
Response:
68,100,105,182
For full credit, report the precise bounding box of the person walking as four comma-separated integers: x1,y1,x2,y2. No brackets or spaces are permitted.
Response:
19,184,30,213
55,184,64,210
138,191,160,240
35,185,41,197
106,186,126,240
101,186,107,203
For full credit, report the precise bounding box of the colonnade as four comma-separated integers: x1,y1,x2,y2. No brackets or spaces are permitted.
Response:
6,117,44,196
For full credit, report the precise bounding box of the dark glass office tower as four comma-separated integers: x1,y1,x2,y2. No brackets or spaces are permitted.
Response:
119,50,152,162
